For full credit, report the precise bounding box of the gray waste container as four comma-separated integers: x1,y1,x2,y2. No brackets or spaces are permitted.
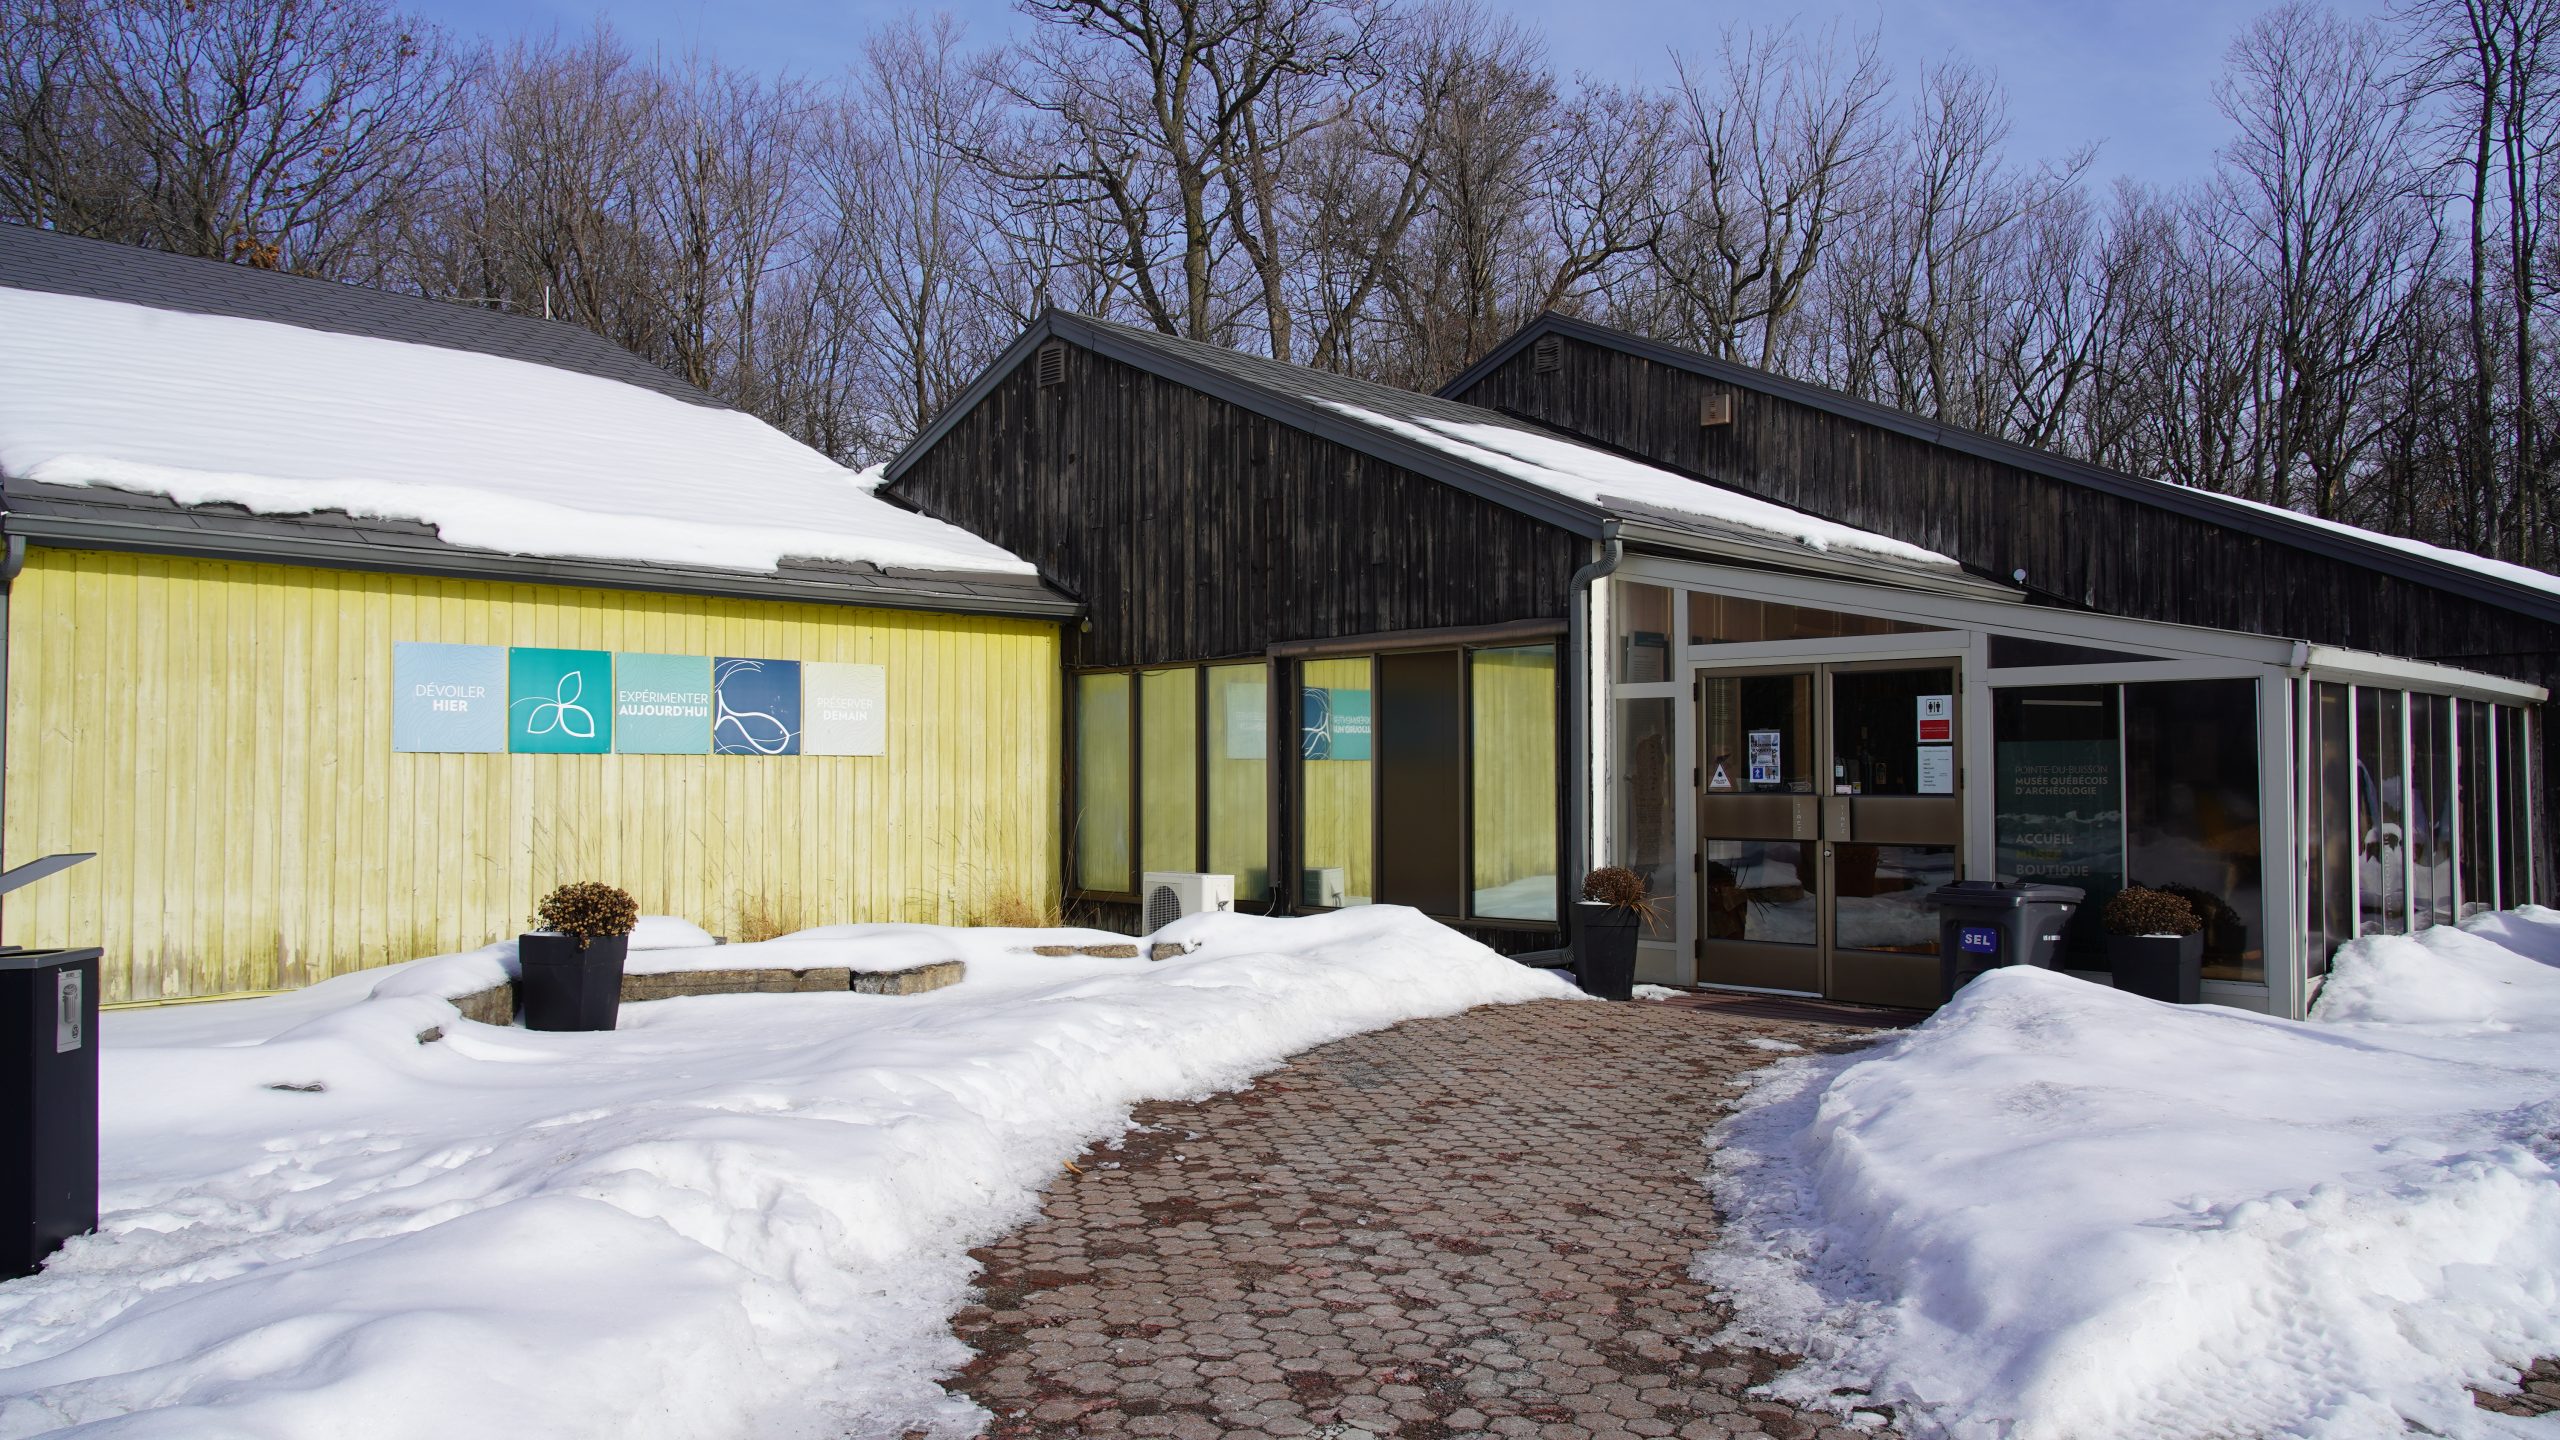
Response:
1930,881,2085,1001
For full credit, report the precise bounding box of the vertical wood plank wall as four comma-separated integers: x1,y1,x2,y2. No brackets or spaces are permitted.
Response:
5,548,1063,1002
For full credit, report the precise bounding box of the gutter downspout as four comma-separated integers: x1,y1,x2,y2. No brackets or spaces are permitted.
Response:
1565,523,1626,909
1,529,22,888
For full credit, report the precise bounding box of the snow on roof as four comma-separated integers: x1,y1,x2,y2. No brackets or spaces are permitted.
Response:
0,287,1036,578
1318,401,1958,571
2197,485,2560,602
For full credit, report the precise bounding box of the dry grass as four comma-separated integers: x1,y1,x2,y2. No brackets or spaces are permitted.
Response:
729,895,805,945
968,893,1064,930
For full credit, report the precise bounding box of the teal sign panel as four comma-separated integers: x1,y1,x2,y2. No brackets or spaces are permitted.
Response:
713,657,801,755
393,642,506,753
508,647,613,754
613,652,713,754
1301,687,1371,761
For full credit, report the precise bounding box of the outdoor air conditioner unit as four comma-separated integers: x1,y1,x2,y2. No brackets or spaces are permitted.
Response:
1301,866,1346,908
1142,871,1234,932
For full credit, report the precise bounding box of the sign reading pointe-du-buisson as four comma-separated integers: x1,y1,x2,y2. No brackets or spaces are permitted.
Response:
391,643,887,757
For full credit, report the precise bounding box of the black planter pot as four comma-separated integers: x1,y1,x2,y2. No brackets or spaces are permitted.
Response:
517,932,629,1031
2106,932,2203,1005
1573,902,1641,1001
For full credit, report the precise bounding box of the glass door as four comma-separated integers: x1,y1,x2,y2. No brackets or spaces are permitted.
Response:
1697,669,1823,992
1696,660,1963,1006
1824,662,1961,1008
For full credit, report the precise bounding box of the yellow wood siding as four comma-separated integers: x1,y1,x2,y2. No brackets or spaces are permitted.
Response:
5,549,1062,1001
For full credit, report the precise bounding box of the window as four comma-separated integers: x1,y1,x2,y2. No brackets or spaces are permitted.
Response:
1613,697,1678,902
1993,679,2265,983
2124,679,2263,984
1288,644,1563,924
1993,685,2122,968
1472,645,1558,921
1206,664,1269,902
2357,687,2408,935
1300,656,1374,906
2458,699,2494,918
1072,673,1133,892
1138,668,1198,875
1688,592,1939,647
2309,682,2354,973
1615,582,1674,682
2410,694,2454,928
2499,704,2534,907
1072,663,1270,902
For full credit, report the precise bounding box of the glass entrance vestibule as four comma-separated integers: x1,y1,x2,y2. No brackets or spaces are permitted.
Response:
1602,561,2547,1018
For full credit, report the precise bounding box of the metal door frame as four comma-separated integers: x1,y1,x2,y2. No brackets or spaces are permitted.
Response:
1691,648,1970,1001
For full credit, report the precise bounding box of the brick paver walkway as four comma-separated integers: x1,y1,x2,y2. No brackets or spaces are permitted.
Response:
949,997,1887,1440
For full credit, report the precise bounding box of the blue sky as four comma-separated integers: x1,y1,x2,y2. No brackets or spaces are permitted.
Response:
404,0,2389,188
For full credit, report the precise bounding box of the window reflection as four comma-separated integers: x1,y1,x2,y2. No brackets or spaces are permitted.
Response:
1614,697,1677,901
2124,680,2263,984
2358,687,2408,935
1689,592,1941,646
1834,844,1954,954
1705,839,1815,944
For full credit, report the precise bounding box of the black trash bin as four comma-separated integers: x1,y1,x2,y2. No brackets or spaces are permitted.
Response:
3,944,103,1281
1930,881,2085,1001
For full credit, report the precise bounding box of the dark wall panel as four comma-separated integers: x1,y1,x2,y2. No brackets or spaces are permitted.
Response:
1458,332,2560,896
895,346,1584,669
1376,649,1465,914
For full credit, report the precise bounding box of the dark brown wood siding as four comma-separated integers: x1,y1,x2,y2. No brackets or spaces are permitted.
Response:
894,344,1584,668
1455,333,2560,685
1459,331,2560,897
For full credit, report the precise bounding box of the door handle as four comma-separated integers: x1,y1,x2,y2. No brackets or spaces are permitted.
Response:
1824,796,1852,840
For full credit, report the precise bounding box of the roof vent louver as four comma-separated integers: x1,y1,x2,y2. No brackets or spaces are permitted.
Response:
1035,341,1068,389
1531,335,1561,374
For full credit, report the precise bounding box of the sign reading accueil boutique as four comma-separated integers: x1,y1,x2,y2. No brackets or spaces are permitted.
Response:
393,643,508,752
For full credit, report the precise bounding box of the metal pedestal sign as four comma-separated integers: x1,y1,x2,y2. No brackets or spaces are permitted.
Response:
0,851,102,1282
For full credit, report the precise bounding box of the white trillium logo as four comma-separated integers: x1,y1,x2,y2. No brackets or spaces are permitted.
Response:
518,670,598,739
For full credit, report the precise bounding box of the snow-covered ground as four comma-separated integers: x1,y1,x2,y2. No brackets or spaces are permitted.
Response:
0,909,1573,1439
1699,907,2560,1440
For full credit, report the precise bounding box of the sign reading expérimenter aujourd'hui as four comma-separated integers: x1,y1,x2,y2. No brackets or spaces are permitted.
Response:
391,643,887,757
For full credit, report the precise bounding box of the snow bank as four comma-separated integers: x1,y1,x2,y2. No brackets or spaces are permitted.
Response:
1318,401,1957,569
0,908,1571,1439
0,288,1033,578
1698,913,2560,1440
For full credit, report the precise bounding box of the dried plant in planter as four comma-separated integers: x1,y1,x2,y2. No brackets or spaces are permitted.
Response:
1580,865,1664,930
2101,886,2201,938
534,882,640,949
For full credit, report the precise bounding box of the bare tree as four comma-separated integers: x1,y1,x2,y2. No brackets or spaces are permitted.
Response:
0,0,473,276
1652,21,1889,367
2402,0,2560,560
2217,3,2433,517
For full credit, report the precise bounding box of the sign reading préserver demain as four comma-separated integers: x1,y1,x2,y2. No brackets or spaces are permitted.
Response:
391,643,887,756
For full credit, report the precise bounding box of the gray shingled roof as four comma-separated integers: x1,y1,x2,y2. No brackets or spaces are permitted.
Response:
0,225,1076,619
0,222,717,407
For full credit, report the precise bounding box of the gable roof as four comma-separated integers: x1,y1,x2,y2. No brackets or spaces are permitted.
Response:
0,222,715,408
883,309,2014,597
0,226,1073,619
1445,311,2560,627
